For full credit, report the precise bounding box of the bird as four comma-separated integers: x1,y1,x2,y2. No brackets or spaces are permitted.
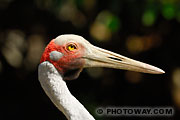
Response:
38,34,165,120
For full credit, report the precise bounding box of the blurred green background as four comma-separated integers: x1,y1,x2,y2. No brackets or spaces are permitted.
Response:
0,0,180,120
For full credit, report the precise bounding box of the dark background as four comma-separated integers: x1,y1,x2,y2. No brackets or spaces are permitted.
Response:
0,0,180,120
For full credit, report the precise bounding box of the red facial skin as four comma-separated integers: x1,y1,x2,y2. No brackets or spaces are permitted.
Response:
40,39,85,75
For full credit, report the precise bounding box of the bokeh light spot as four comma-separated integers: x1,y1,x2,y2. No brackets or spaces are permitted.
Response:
1,30,25,68
106,16,120,32
86,67,104,79
90,22,111,42
172,68,180,88
24,34,45,71
90,10,120,42
162,3,176,20
126,36,144,54
172,89,180,109
125,71,143,83
126,34,162,54
142,10,156,26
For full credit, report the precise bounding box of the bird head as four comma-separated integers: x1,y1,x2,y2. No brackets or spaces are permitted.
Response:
40,34,164,80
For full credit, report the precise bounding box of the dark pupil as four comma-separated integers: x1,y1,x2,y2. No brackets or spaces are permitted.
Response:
70,45,75,49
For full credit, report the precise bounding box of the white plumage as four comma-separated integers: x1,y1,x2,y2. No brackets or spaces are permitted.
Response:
39,61,95,120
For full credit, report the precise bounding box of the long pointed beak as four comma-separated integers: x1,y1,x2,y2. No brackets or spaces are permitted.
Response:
83,45,165,74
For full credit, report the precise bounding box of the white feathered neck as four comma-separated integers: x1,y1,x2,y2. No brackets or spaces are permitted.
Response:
38,61,95,120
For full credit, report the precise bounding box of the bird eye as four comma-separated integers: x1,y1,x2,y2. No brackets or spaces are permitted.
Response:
66,43,77,51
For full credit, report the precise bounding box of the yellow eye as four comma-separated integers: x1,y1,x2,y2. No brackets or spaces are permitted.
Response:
67,44,77,51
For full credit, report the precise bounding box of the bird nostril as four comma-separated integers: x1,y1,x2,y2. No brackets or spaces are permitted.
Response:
108,57,122,61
